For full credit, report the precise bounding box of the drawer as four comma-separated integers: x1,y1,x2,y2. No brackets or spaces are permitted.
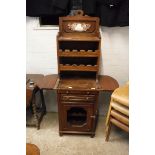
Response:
61,94,96,102
57,90,98,95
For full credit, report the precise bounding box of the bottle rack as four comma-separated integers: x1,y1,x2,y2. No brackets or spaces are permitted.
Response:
59,64,98,72
57,40,100,78
58,49,99,57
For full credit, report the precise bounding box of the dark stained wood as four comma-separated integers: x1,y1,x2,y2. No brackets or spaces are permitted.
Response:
39,74,119,91
57,78,97,90
25,12,119,136
26,74,46,129
59,65,98,72
57,89,99,137
59,13,100,38
56,12,101,137
58,36,100,41
26,74,44,79
57,12,101,78
98,75,119,91
26,74,44,88
26,89,33,108
58,49,99,57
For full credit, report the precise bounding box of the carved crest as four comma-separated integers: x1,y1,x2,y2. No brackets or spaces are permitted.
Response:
67,23,91,32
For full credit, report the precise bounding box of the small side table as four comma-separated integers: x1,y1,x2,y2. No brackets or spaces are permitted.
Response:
26,74,46,129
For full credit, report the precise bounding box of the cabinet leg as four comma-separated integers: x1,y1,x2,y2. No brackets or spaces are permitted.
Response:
59,132,63,137
91,133,95,138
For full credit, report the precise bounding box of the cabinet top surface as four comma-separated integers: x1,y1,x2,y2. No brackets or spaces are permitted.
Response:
26,74,119,91
57,78,98,90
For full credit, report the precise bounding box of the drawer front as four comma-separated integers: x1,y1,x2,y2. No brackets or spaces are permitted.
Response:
61,94,96,103
61,104,94,132
57,90,98,95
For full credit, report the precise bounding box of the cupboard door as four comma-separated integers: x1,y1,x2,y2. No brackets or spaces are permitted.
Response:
61,104,94,132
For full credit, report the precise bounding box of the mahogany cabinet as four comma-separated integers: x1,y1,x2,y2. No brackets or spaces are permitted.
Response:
56,10,101,137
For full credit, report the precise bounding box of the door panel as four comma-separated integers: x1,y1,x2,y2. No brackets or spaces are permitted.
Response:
62,104,94,132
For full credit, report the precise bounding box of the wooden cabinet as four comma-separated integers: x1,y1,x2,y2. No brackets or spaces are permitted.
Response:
56,10,101,137
57,90,99,137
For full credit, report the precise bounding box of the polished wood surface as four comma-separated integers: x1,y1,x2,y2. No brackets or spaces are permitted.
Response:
98,75,119,91
56,12,101,137
57,11,101,78
59,64,98,72
38,74,58,89
26,143,40,155
26,74,46,129
26,74,44,89
26,11,119,137
57,89,99,137
59,10,100,39
26,89,33,108
58,49,99,57
57,78,97,90
58,36,100,41
39,74,119,91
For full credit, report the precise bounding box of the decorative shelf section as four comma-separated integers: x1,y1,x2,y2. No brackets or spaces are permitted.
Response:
56,10,101,137
59,49,99,57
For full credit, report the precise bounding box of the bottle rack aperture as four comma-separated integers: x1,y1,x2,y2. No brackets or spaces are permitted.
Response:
57,40,100,78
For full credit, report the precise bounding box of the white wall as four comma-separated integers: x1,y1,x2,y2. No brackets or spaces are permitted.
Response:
26,17,129,114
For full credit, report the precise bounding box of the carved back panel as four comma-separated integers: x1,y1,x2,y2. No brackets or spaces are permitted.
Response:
59,10,100,38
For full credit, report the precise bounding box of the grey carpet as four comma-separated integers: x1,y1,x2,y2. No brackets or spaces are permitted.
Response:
26,113,129,155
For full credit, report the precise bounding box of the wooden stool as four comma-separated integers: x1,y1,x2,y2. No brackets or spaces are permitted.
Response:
105,82,129,141
26,143,40,155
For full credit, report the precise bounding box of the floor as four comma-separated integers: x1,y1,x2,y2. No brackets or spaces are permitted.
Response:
26,113,129,155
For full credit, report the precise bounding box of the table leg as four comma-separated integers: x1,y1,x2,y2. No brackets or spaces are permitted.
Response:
31,93,39,129
40,89,46,115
